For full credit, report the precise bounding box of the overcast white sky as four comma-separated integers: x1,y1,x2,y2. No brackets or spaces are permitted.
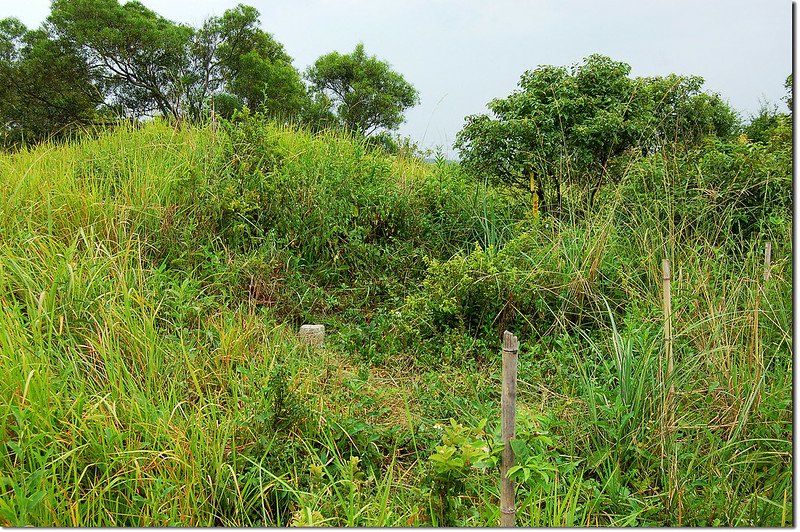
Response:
2,0,793,156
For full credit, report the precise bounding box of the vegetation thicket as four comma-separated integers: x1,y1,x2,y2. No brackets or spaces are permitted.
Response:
0,84,791,524
0,1,792,526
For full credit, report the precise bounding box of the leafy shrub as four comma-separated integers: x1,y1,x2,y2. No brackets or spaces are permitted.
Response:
199,111,528,322
619,129,791,248
383,219,633,366
424,412,582,526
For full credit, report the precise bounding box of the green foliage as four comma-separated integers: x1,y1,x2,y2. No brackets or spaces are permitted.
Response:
635,73,739,148
50,0,194,120
43,0,306,125
425,418,494,525
745,103,783,144
620,128,791,244
204,111,525,322
0,115,791,527
455,54,739,210
745,80,792,146
209,92,243,120
0,18,101,147
424,412,584,527
305,43,419,136
783,74,792,111
195,4,307,120
505,412,563,489
212,110,423,286
389,219,631,365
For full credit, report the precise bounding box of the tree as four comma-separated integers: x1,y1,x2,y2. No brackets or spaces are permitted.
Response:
50,0,193,120
745,103,783,144
192,4,307,120
455,54,738,211
744,73,792,145
0,18,101,146
2,2,312,144
50,0,306,122
636,74,737,150
305,43,419,136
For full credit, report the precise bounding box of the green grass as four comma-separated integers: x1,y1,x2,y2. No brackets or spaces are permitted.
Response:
0,118,791,526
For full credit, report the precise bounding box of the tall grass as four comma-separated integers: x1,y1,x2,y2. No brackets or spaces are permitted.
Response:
0,118,791,526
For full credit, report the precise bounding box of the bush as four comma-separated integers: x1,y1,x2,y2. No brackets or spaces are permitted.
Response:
200,111,527,321
380,217,635,366
618,130,791,248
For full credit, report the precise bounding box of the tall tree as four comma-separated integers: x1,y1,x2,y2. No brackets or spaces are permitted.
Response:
191,4,307,120
50,0,306,122
0,18,101,146
455,54,738,211
50,0,193,119
305,43,419,136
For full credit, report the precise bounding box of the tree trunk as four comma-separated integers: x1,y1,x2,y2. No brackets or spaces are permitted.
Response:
533,172,546,215
588,159,608,210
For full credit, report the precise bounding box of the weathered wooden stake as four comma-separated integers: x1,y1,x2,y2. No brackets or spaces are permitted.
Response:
500,330,519,528
662,259,674,429
763,241,772,282
751,241,771,406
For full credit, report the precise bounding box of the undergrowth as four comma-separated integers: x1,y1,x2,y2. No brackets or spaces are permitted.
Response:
0,116,791,526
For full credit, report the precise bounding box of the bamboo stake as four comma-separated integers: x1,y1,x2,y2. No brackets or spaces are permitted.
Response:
763,241,772,282
500,330,519,528
663,259,674,429
752,241,771,407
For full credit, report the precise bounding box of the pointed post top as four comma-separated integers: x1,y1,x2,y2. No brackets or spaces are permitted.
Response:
663,259,671,280
502,330,519,353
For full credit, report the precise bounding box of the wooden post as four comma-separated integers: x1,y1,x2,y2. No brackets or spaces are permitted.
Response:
763,241,772,282
500,330,519,527
662,259,674,429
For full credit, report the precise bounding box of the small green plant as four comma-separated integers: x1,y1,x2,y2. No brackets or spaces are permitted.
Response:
426,418,495,525
505,412,559,489
425,412,575,526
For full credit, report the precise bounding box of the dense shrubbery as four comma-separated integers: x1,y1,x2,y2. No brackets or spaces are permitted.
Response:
0,108,792,526
617,122,791,247
190,110,527,321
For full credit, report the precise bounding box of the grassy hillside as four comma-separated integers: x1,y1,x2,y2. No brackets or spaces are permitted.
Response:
0,118,791,526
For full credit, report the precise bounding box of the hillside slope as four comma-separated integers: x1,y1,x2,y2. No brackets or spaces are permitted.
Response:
0,119,791,526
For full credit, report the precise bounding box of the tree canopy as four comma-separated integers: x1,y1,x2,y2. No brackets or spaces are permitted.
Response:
305,43,419,136
1,2,422,147
49,0,194,120
455,54,739,211
48,0,306,122
192,4,307,120
1,1,352,146
0,17,102,145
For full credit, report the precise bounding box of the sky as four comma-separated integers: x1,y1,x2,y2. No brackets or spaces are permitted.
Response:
2,0,793,157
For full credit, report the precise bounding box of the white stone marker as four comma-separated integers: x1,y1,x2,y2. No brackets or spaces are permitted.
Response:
298,324,325,347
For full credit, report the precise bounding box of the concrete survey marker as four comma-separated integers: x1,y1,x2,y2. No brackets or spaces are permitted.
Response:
298,324,325,347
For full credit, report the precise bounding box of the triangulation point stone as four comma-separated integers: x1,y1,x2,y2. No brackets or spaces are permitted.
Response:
298,324,325,347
